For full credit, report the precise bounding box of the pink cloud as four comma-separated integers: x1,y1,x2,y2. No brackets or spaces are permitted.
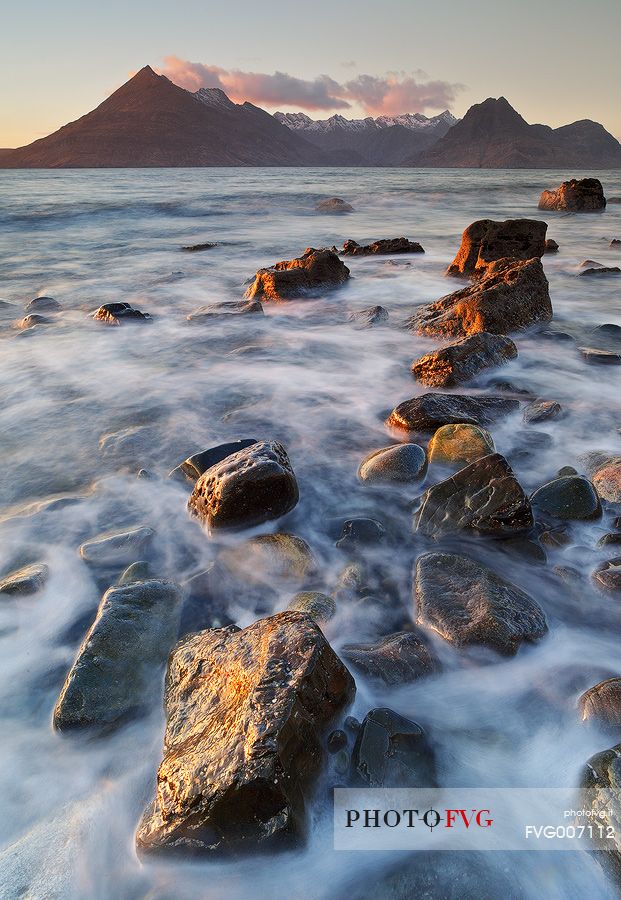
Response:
156,56,463,115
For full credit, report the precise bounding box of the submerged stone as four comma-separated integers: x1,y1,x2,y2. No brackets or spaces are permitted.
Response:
0,562,49,596
386,392,519,435
341,631,437,685
350,708,437,788
79,526,155,564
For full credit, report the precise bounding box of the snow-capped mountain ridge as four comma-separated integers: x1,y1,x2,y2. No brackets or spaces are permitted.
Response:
274,110,457,133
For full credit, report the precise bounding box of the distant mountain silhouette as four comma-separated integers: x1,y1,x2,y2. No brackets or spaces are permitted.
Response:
410,97,621,167
2,76,620,169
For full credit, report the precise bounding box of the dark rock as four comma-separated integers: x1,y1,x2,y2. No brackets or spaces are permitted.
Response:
523,399,563,424
348,305,388,328
580,679,621,727
18,313,52,328
593,559,621,594
24,295,61,312
345,715,361,734
558,466,578,477
598,533,621,548
181,241,217,252
245,247,350,302
350,708,437,788
428,423,495,466
135,611,355,855
609,198,621,204
593,323,621,337
540,526,572,549
53,579,182,732
580,744,621,882
414,552,547,655
579,267,621,277
538,178,606,212
386,392,519,435
530,476,601,521
79,526,155,564
341,631,437,685
336,518,386,550
414,453,533,538
315,198,354,213
544,238,559,253
580,347,621,365
93,302,151,324
187,300,263,321
580,259,605,269
411,332,517,387
327,730,348,753
169,438,259,484
358,443,427,484
407,258,552,337
188,440,298,530
288,591,336,622
117,561,151,584
611,239,621,248
447,218,547,276
342,237,424,256
0,562,49,596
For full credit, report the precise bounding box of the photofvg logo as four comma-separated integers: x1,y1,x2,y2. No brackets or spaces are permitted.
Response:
334,788,620,851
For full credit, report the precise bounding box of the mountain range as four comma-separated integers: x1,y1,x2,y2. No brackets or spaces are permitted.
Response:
1,66,620,169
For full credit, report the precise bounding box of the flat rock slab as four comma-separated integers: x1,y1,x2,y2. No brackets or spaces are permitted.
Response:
0,562,49,596
580,347,621,365
447,218,547,276
53,579,182,732
244,248,350,302
187,300,263,321
414,552,547,655
406,258,551,337
79,526,155,564
136,611,355,855
414,452,533,537
579,267,621,277
411,332,517,387
386,392,519,435
188,440,298,530
350,707,437,788
341,631,437,685
342,238,424,256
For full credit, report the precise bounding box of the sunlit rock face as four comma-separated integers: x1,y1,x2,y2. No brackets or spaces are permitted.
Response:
406,257,551,337
411,331,517,387
386,392,519,436
538,177,606,211
136,611,355,855
447,218,547,277
244,247,350,302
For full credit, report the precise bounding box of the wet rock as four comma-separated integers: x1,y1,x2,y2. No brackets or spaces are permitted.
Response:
580,679,621,727
288,591,336,622
188,440,298,530
580,259,605,269
530,476,601,521
99,424,156,462
93,302,151,324
0,562,49,596
523,399,562,424
169,438,259,484
579,744,621,883
79,525,155,564
593,323,621,338
336,518,386,550
181,241,217,252
598,533,621,548
53,579,182,732
538,178,606,212
411,332,517,387
315,197,354,213
135,611,355,855
428,423,495,466
245,247,350,302
545,238,559,253
117,560,151,584
219,533,316,586
447,218,547,277
579,267,621,277
358,443,427,484
593,559,621,594
386,392,519,435
580,347,621,364
24,295,61,312
592,458,621,502
612,239,621,248
327,730,348,753
341,631,437,685
414,552,547,655
187,300,264,321
414,453,533,538
350,708,437,788
407,258,551,337
341,237,424,256
558,466,578,477
348,305,388,328
18,313,52,328
540,525,572,548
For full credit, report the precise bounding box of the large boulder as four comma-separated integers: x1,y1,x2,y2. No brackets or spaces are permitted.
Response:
386,392,519,435
53,579,182,732
341,631,437,685
411,332,517,387
244,248,350,302
350,708,437,788
188,440,299,531
538,178,606,212
341,237,424,256
414,552,547,655
407,258,552,337
136,611,355,855
530,475,602,520
428,423,495,466
447,218,547,277
414,453,533,538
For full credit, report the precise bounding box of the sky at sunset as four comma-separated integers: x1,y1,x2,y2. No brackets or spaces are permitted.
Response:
2,0,620,147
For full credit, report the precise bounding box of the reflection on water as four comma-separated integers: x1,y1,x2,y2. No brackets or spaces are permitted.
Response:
0,168,620,899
